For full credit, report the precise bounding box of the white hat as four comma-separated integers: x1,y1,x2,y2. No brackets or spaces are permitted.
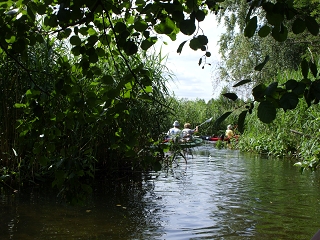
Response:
173,121,180,127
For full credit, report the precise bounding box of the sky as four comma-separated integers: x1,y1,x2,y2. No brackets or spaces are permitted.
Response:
154,14,226,102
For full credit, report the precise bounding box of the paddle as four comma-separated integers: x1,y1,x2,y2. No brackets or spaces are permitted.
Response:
197,117,213,128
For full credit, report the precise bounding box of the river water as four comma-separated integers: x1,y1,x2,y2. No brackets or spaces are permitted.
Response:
1,145,320,239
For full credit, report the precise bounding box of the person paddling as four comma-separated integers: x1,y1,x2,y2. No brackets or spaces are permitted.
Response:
181,123,198,141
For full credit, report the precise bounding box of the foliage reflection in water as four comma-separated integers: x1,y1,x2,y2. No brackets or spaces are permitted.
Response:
1,145,320,239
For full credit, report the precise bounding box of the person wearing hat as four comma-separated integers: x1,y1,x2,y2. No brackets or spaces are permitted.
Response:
167,121,182,141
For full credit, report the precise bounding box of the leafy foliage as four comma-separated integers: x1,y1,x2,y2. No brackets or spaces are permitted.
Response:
214,0,320,138
1,0,217,202
1,0,320,202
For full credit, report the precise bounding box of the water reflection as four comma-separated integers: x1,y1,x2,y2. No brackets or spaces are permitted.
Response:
1,145,320,239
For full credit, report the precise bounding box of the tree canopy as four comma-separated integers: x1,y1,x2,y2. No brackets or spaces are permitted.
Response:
1,0,319,127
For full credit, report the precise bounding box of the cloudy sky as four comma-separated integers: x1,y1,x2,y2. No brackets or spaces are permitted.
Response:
154,14,226,102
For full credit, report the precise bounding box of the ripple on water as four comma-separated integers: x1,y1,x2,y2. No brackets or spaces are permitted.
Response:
142,148,320,240
2,148,320,239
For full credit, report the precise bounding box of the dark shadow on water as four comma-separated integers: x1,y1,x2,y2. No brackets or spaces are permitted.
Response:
1,147,320,240
0,177,165,240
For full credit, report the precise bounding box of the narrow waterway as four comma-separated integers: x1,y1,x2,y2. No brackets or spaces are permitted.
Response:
1,145,320,239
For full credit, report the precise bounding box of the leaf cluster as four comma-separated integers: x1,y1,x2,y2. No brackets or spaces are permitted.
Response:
216,0,320,133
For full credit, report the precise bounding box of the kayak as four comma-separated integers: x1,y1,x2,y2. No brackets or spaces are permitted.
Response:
200,136,230,142
200,135,239,142
163,137,203,148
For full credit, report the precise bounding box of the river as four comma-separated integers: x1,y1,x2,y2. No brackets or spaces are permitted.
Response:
1,145,320,239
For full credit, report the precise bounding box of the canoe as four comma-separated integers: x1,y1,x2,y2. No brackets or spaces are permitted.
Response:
162,137,203,148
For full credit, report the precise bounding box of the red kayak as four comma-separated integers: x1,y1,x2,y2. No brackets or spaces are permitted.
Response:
200,135,239,142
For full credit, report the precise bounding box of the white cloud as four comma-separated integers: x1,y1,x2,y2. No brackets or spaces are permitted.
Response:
153,14,226,102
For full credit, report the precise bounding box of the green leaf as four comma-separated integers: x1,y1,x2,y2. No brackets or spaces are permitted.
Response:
114,22,127,33
257,101,276,123
272,24,288,42
233,79,251,87
254,55,269,71
189,38,201,50
213,111,232,126
301,59,309,79
37,4,46,15
57,8,69,22
70,35,82,46
245,3,254,23
252,84,266,102
87,35,98,45
305,16,319,36
285,79,298,90
26,89,41,98
179,19,196,35
310,80,320,100
101,75,114,84
279,92,299,110
258,25,271,37
14,103,26,108
167,31,178,41
88,49,98,63
79,26,88,35
237,110,247,134
136,0,146,6
177,40,187,54
95,47,105,57
292,18,306,34
172,10,185,22
292,82,306,96
154,17,176,34
124,40,138,55
265,82,278,96
12,39,26,53
35,34,44,44
45,15,58,28
222,93,238,101
134,19,148,32
310,61,318,78
244,16,257,38
197,35,208,45
57,28,72,39
195,10,206,22
100,34,112,45
143,30,150,38
80,58,90,71
71,46,81,56
141,38,154,50
143,86,153,93
266,12,284,26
